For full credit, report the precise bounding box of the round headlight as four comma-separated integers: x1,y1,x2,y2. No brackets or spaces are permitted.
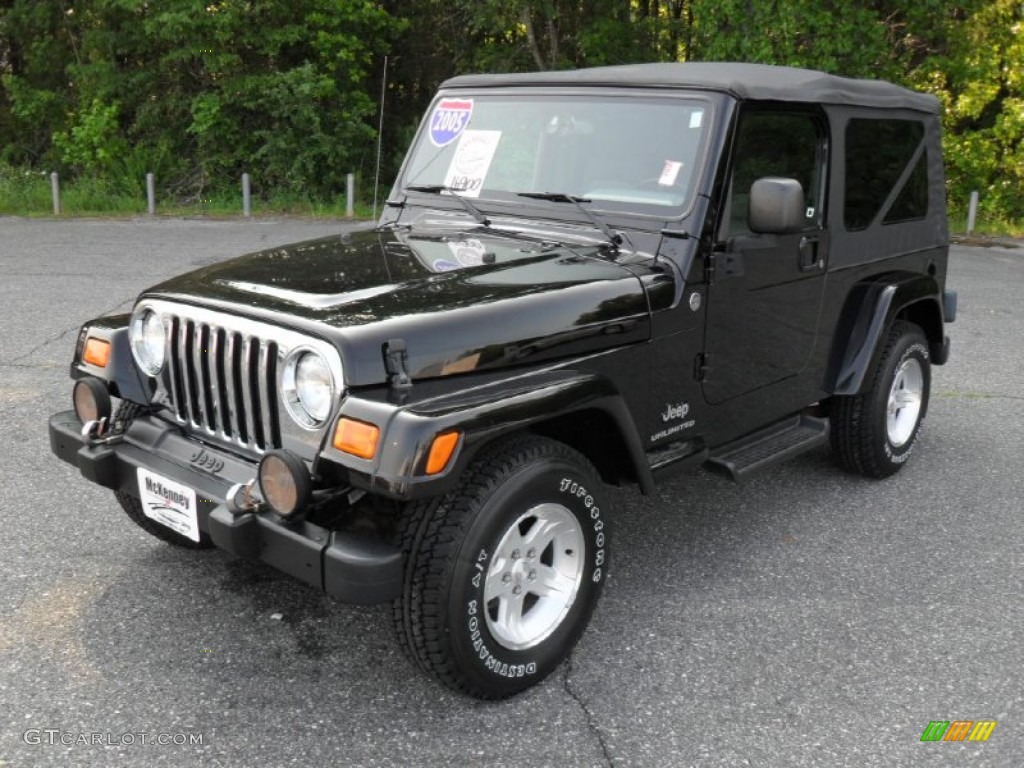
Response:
283,350,335,427
129,308,166,376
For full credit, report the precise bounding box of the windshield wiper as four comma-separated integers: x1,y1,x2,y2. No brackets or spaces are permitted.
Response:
404,184,491,226
516,192,633,251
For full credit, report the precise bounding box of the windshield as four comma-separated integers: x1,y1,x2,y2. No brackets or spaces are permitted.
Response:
400,93,711,216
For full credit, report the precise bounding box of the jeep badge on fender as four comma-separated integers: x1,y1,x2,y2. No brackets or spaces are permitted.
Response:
50,63,955,699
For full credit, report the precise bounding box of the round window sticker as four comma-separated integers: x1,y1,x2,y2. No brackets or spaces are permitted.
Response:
431,258,460,273
449,238,486,267
429,98,474,147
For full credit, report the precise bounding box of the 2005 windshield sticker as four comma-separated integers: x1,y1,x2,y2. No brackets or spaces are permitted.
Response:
429,98,474,147
443,130,502,198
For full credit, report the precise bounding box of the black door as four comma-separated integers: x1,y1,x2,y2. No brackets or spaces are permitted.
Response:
702,108,829,405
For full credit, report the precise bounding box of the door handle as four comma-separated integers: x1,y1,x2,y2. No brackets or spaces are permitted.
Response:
798,236,821,271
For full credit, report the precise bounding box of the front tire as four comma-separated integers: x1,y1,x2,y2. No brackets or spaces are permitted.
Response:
392,436,608,699
830,320,931,478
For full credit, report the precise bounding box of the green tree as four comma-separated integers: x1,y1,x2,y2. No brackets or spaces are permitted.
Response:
907,0,1024,219
148,0,395,197
2,0,1022,222
0,0,79,167
2,0,396,199
689,0,894,77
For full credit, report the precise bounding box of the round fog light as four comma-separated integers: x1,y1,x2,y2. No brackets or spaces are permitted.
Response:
73,378,112,424
258,450,312,518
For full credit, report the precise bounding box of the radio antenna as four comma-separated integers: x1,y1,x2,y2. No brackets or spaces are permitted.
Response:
372,55,388,221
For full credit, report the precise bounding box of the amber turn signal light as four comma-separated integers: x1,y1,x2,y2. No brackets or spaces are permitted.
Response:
83,337,111,368
333,417,380,460
426,431,460,475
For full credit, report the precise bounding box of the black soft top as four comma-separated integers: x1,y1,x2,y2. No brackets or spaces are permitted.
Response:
442,62,940,114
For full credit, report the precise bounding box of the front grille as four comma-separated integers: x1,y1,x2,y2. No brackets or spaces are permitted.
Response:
165,315,280,453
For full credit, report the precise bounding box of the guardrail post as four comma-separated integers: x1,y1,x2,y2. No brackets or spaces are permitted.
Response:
967,190,979,235
50,172,61,215
242,173,251,217
346,173,355,218
147,173,156,215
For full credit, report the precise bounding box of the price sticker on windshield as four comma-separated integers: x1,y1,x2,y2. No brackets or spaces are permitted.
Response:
659,160,684,186
443,130,502,198
429,98,474,147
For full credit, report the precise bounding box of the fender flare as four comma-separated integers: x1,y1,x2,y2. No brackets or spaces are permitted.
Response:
331,369,655,501
70,316,151,404
826,274,943,396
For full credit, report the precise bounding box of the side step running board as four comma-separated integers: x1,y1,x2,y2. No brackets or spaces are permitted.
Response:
706,415,829,481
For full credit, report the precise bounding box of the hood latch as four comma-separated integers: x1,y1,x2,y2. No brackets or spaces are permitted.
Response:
383,338,413,396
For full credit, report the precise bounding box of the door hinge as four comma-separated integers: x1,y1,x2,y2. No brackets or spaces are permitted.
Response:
694,353,709,382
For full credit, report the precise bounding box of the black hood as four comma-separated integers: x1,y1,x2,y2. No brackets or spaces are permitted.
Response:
143,224,652,387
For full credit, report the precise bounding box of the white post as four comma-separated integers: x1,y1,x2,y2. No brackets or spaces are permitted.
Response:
346,173,355,218
967,190,979,235
242,173,251,218
50,172,60,215
146,173,156,215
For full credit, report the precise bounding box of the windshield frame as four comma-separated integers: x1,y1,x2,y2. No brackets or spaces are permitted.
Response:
393,86,720,227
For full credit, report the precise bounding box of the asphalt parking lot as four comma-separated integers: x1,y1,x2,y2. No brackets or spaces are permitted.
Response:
1,217,1020,767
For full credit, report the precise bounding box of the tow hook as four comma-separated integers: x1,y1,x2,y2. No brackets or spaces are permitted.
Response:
80,417,123,447
226,480,262,515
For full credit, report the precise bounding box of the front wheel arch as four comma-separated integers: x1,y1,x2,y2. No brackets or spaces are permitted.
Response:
528,406,645,490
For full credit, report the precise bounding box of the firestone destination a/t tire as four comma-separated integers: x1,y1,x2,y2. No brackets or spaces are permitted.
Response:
830,320,931,478
392,436,608,699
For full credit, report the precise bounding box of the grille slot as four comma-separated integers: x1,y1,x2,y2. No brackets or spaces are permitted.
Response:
166,315,280,453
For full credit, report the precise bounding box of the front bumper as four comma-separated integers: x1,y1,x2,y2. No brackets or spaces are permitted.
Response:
49,410,402,604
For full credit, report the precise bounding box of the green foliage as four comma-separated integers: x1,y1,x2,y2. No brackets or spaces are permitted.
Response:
53,99,127,174
0,165,55,212
1,0,394,201
0,0,1020,223
0,161,371,218
0,162,143,214
150,0,394,197
908,0,1024,220
691,0,895,78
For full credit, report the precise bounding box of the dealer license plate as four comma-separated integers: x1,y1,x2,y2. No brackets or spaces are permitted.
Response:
136,468,200,542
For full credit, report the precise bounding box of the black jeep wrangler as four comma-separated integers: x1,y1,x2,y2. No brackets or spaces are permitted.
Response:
50,63,956,699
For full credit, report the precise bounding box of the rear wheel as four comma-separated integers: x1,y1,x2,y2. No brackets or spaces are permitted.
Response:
392,436,608,699
113,401,214,549
830,321,931,478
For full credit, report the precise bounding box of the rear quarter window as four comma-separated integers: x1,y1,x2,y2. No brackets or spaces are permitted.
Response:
844,119,927,230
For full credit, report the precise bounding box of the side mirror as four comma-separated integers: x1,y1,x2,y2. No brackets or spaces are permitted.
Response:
748,177,805,234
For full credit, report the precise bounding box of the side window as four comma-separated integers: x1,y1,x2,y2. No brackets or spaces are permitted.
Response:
725,110,826,236
844,119,927,230
883,149,928,224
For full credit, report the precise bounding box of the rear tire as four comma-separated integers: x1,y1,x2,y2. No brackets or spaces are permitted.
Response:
113,401,214,549
392,436,608,699
830,321,930,478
